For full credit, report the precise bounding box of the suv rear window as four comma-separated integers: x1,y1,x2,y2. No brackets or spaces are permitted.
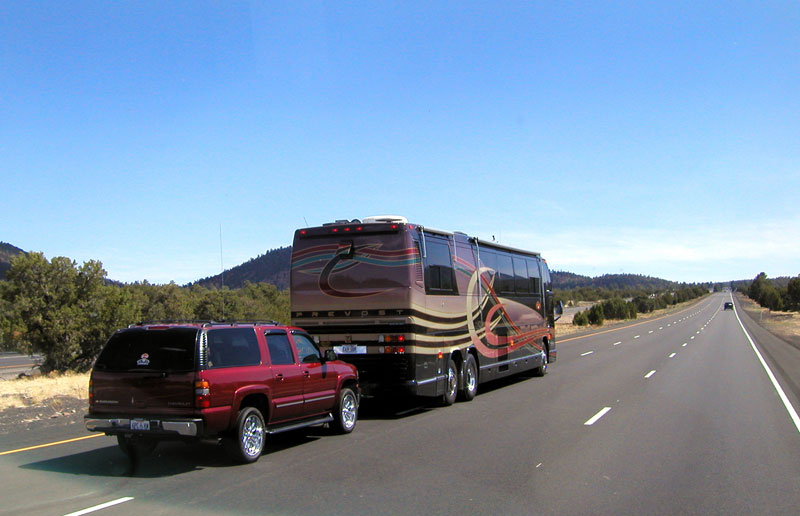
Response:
94,328,198,373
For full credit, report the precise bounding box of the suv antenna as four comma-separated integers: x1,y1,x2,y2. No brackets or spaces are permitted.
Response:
303,216,309,227
219,223,225,320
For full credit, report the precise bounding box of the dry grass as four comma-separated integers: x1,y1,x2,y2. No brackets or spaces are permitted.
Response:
0,371,89,411
736,294,800,344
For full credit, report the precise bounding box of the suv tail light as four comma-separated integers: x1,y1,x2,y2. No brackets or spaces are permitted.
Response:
195,379,211,408
88,378,93,406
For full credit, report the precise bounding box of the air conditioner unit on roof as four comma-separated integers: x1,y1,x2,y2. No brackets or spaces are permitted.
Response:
362,215,408,224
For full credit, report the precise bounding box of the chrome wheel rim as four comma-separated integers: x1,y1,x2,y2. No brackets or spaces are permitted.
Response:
446,364,457,398
541,349,548,372
466,362,477,393
341,392,357,431
242,413,264,458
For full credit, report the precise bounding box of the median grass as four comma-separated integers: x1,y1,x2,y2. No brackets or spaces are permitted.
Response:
0,372,89,411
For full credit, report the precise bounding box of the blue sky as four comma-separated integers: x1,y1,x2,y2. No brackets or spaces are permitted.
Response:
2,2,798,285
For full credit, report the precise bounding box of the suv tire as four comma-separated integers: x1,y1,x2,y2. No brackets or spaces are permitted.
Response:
225,406,266,464
331,387,358,434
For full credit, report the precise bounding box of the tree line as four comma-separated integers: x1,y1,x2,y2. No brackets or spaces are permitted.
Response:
742,272,800,312
0,253,289,373
571,286,709,327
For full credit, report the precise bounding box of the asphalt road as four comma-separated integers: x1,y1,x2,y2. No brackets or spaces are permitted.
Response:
1,293,798,516
0,352,41,379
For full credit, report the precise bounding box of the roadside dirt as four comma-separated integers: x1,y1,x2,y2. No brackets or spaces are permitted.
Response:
736,294,800,350
0,396,86,436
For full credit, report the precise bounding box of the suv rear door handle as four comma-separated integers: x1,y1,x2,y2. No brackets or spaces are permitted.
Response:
303,371,310,377
276,374,284,381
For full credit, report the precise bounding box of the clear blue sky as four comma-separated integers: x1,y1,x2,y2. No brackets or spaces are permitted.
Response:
2,2,798,285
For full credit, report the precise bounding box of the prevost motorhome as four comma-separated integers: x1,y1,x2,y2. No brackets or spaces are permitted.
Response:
290,216,561,404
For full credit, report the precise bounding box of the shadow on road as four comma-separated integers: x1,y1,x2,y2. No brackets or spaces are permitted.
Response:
18,432,320,478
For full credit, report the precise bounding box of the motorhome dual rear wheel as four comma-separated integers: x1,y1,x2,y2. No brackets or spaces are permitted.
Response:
459,354,478,401
442,358,458,406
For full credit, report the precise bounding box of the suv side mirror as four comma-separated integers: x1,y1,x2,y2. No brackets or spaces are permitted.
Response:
554,301,564,322
323,349,337,362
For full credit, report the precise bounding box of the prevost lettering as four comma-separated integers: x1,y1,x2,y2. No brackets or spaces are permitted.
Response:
293,309,408,318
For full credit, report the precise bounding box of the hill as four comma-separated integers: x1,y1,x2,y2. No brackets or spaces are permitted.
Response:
551,270,681,291
0,242,26,280
194,246,292,290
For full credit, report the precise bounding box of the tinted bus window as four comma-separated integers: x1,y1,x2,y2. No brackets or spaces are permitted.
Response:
424,239,457,294
527,258,542,295
542,262,552,291
513,257,529,294
497,254,514,294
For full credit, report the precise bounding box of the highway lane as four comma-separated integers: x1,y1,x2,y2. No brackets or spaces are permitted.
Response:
0,352,42,379
1,293,799,515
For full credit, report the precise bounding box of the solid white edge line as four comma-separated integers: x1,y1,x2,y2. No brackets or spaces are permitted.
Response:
63,497,134,516
645,370,656,378
584,407,612,426
733,299,800,434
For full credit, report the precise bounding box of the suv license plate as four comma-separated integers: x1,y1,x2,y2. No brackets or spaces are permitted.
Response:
334,345,367,354
130,419,150,431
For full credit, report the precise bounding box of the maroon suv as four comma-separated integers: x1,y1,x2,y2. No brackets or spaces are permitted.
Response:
85,321,359,463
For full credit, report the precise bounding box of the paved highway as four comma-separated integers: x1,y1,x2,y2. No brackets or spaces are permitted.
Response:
0,352,41,380
1,293,798,515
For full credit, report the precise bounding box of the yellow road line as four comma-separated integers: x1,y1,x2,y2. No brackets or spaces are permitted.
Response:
0,434,103,456
559,298,710,344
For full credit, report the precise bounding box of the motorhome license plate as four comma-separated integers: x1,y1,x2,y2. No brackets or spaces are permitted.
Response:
334,345,367,354
130,419,150,431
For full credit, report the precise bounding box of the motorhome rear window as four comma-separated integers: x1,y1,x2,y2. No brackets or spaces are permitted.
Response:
94,328,198,372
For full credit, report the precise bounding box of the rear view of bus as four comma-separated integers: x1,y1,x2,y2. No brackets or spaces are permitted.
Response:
291,216,560,404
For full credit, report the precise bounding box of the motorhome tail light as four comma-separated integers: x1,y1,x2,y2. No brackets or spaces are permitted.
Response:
195,379,211,408
300,230,307,235
383,345,405,354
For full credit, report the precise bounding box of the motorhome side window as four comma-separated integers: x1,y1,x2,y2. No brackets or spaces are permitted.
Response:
527,258,542,294
513,257,529,294
497,253,515,294
424,239,457,294
542,262,552,291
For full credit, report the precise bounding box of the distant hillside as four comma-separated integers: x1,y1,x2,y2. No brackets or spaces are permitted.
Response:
194,246,292,290
552,270,682,291
0,242,26,280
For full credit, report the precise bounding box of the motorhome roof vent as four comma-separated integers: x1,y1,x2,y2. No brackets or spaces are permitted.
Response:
363,215,408,224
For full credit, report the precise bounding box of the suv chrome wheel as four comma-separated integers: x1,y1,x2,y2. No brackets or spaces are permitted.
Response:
332,387,358,434
227,406,265,464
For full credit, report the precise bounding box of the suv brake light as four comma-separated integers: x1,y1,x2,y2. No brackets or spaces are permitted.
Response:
195,380,211,408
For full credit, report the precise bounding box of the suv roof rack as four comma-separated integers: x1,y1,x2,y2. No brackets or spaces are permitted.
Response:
206,320,281,327
130,320,218,328
130,320,282,328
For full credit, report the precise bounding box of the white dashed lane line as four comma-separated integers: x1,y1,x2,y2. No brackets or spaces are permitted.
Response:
63,498,135,516
645,370,656,378
584,407,612,426
581,351,594,357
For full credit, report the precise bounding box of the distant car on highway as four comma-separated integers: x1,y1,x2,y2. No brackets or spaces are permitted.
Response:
723,302,734,310
85,321,359,464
